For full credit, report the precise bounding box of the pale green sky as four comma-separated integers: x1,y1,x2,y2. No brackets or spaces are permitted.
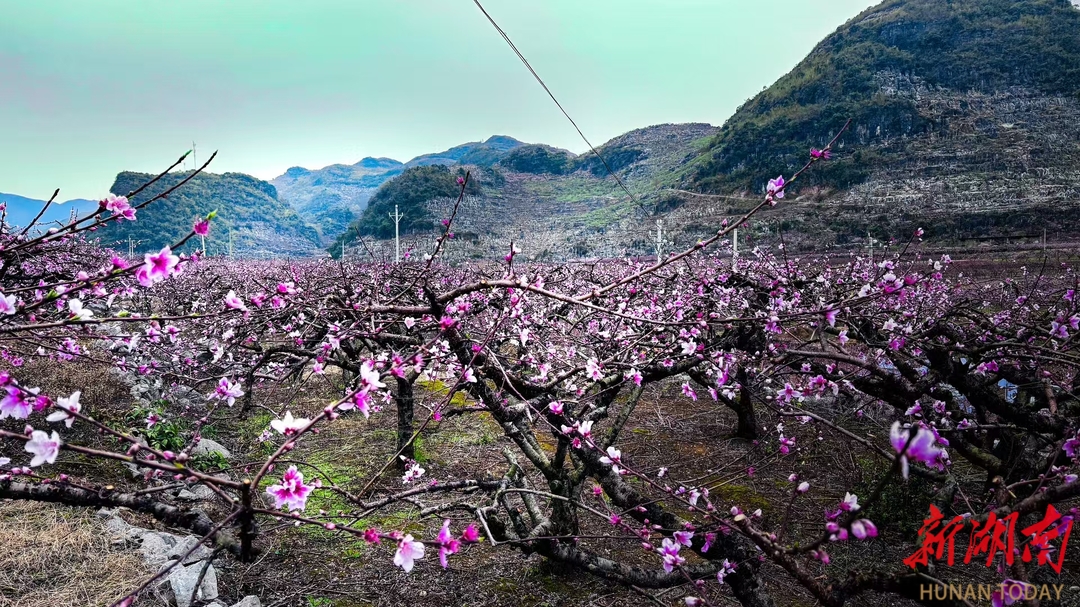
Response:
0,0,877,199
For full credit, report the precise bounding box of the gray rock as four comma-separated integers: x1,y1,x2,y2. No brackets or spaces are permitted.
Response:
165,535,214,565
177,484,216,502
192,438,231,459
168,385,205,408
139,530,179,567
104,517,143,542
168,561,218,607
232,597,261,607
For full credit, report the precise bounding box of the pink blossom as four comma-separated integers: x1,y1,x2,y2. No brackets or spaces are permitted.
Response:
840,492,860,512
850,519,877,540
548,401,564,415
138,247,180,287
104,194,136,221
45,391,81,428
211,377,244,406
193,218,210,235
67,298,93,321
585,358,603,381
461,524,480,543
673,530,694,547
437,520,461,568
776,383,801,404
766,175,786,203
341,390,373,417
394,535,426,572
890,421,944,479
658,538,685,573
266,465,313,511
0,292,16,315
681,383,697,401
716,559,736,584
359,361,385,391
402,459,426,483
599,446,623,475
810,148,831,160
0,386,37,420
270,411,309,436
1062,435,1080,458
224,290,248,312
992,580,1030,607
824,307,838,327
25,429,61,467
145,413,161,428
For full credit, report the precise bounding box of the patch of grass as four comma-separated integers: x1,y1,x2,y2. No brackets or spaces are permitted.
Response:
579,199,637,230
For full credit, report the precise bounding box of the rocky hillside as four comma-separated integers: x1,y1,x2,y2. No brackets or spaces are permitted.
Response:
99,171,321,257
673,0,1080,249
334,123,717,260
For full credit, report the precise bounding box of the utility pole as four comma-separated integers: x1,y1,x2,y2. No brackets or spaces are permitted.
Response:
732,227,739,261
128,237,135,258
200,233,206,256
341,240,346,260
192,141,196,171
867,231,873,259
654,219,663,260
389,205,404,263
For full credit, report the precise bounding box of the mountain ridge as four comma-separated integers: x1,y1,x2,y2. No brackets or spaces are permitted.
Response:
14,0,1080,259
0,193,99,231
270,135,532,242
96,171,320,257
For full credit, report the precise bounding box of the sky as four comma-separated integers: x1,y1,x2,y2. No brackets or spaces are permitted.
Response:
0,0,878,200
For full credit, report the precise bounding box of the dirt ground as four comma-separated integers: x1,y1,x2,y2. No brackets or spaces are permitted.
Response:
3,362,1079,607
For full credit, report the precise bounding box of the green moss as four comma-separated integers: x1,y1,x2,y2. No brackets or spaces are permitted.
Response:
854,457,937,536
711,482,772,516
415,378,469,406
412,434,428,463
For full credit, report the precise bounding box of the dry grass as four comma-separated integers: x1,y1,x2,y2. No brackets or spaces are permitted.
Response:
0,501,154,607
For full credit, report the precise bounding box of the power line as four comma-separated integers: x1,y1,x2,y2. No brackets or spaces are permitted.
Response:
471,0,651,217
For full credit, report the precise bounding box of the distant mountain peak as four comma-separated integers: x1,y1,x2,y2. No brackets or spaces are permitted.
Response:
482,135,525,149
354,157,403,169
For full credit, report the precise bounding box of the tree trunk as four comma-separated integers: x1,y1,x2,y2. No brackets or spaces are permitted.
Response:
395,375,415,470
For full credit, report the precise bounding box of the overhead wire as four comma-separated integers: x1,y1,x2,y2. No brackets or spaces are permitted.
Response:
471,0,654,217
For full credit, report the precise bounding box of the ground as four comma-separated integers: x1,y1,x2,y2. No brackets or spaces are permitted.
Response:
2,358,1079,606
